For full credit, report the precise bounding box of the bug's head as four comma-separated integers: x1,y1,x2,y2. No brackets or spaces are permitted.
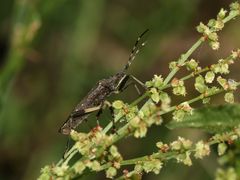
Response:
59,116,75,135
59,122,71,135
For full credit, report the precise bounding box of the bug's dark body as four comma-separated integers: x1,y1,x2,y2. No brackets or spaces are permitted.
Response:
59,29,148,135
59,72,127,135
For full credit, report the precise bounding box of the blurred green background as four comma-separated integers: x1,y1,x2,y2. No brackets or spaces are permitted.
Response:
0,0,240,179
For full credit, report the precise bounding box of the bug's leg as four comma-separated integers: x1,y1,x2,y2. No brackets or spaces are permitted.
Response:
130,75,147,90
109,105,117,134
63,136,71,159
118,80,134,92
103,101,118,134
134,84,141,95
96,104,104,126
123,81,141,95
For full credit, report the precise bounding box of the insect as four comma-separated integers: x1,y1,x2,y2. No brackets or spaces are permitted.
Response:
59,29,149,135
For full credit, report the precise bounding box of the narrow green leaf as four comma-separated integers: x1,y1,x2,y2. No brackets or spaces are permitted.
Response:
166,104,240,133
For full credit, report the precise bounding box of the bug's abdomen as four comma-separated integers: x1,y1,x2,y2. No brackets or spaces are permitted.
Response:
59,83,112,135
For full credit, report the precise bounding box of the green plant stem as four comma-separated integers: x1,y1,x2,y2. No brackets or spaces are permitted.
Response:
163,9,240,86
163,37,205,85
111,83,238,145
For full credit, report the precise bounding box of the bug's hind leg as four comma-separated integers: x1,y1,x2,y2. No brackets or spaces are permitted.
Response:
103,101,118,134
62,136,71,159
109,105,117,134
96,105,103,126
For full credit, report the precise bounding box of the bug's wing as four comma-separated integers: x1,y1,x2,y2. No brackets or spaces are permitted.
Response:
71,105,102,118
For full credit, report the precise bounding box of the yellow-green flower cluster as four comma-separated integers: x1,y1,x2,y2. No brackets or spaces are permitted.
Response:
71,127,113,159
134,159,163,175
130,101,162,138
196,6,229,50
215,167,237,180
194,140,210,159
185,59,199,71
105,145,123,179
173,102,193,122
171,78,186,96
112,100,138,122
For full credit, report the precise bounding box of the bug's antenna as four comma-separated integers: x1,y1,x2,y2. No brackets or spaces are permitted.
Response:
123,29,149,72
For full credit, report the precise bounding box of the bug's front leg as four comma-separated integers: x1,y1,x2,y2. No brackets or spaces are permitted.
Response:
129,75,147,90
118,75,146,95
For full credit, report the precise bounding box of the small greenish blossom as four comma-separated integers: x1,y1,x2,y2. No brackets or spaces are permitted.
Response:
134,121,147,138
134,164,143,173
196,22,208,34
212,132,233,142
145,75,164,89
179,102,193,113
126,112,136,121
170,140,182,150
228,79,237,90
90,161,101,171
145,80,153,88
202,97,210,104
176,151,192,166
171,78,186,96
153,75,164,88
76,141,91,156
52,164,69,177
214,20,224,31
106,167,117,179
209,41,220,50
110,145,121,159
156,142,169,150
170,137,192,151
217,76,228,90
186,59,198,70
205,71,215,83
218,143,227,156
38,166,51,180
215,167,237,180
159,92,171,111
130,116,141,128
208,32,218,42
231,49,240,58
230,2,240,11
113,161,121,169
211,59,229,74
217,8,227,19
195,75,207,93
169,61,178,70
178,137,193,149
142,159,163,174
154,115,163,125
74,161,86,174
194,141,210,159
173,102,193,122
150,88,160,103
70,130,87,142
156,142,163,148
224,92,234,103
207,19,216,28
204,86,219,96
173,109,186,122
112,100,124,109
183,151,192,166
